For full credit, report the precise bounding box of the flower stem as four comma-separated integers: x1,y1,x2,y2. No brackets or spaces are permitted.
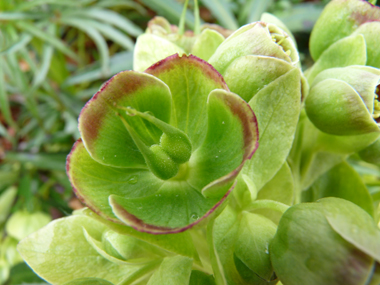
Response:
194,0,200,35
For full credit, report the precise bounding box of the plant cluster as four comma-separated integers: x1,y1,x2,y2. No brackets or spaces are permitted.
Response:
2,0,380,284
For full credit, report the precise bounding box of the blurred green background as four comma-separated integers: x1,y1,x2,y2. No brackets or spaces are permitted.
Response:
2,0,379,284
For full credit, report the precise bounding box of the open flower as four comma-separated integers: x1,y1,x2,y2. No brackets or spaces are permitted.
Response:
305,66,380,136
271,197,380,285
66,54,258,234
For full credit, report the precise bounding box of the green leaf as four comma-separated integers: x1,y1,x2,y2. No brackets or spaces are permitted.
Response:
0,57,13,125
353,21,380,69
4,152,67,171
321,197,380,263
133,34,185,72
0,187,17,224
147,256,193,285
18,215,138,284
6,211,51,241
245,0,274,24
243,68,301,191
306,162,374,216
191,29,224,61
235,212,276,281
80,208,200,262
68,8,143,37
189,270,216,285
254,163,294,223
15,22,79,61
305,34,367,84
200,0,238,30
58,17,109,74
63,278,114,285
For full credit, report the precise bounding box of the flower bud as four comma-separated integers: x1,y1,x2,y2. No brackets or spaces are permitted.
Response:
310,0,380,68
305,66,380,136
134,16,229,71
271,197,380,285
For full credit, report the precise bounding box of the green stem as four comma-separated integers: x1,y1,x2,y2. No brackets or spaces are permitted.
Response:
178,0,190,35
194,0,200,35
245,200,290,214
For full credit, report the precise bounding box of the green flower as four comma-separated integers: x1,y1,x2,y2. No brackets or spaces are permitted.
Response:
66,54,258,234
305,66,380,136
271,197,380,285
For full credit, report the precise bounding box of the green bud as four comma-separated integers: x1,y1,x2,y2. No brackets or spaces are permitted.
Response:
160,133,191,164
134,16,229,71
305,66,380,136
310,0,380,67
271,197,380,285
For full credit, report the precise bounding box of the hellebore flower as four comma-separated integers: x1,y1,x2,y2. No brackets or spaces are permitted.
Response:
309,0,380,68
270,197,380,285
66,54,258,234
134,16,231,72
305,66,380,136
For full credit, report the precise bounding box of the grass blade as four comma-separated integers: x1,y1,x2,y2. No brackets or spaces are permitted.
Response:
15,21,79,61
59,17,109,75
200,0,238,29
0,57,14,126
69,8,143,37
0,33,32,56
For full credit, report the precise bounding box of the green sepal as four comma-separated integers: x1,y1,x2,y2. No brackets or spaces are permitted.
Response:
358,137,380,164
63,278,114,285
146,256,193,285
17,215,138,284
243,68,301,190
305,78,379,136
353,22,380,69
306,34,367,84
133,34,185,72
66,140,163,222
270,199,377,285
191,29,225,61
78,71,172,168
189,270,216,285
304,162,374,216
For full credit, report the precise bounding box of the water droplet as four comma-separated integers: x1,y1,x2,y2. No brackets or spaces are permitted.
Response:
219,150,221,153
158,194,161,197
127,175,138,184
144,111,154,116
265,248,269,254
103,157,105,160
352,226,358,234
222,121,225,124
138,207,142,209
176,195,178,197
265,243,269,254
114,155,117,157
216,156,218,158
190,213,199,220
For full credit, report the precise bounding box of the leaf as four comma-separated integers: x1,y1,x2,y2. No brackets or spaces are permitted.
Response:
6,211,51,241
146,256,193,285
243,68,301,191
200,0,238,30
80,208,200,262
63,278,114,285
234,212,276,281
133,34,185,72
353,22,380,69
0,57,13,125
68,8,143,37
306,162,374,216
140,0,196,29
4,152,67,171
58,17,109,74
64,51,133,86
305,34,367,83
15,22,79,61
0,187,17,224
191,29,224,61
17,215,138,284
321,197,380,263
254,163,294,223
189,270,216,285
0,33,32,56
